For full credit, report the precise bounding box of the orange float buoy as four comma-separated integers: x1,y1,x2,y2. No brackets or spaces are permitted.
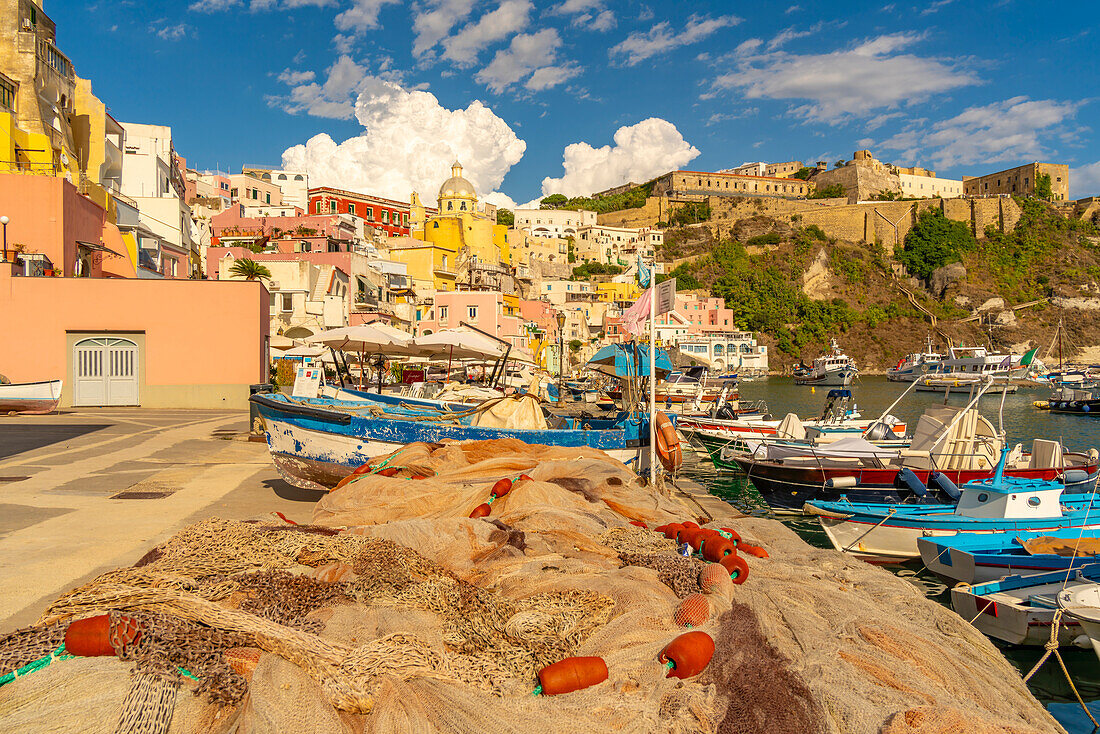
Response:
659,631,715,679
681,521,700,530
719,553,750,584
701,536,737,563
739,543,769,559
333,473,357,490
654,412,683,473
674,594,711,627
351,463,374,476
65,615,141,657
469,503,492,519
679,528,707,551
662,523,684,540
699,564,734,597
518,474,534,482
376,467,399,477
628,520,648,529
537,656,609,695
491,478,513,498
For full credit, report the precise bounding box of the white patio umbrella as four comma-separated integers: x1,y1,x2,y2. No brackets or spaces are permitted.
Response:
306,325,417,389
413,328,507,379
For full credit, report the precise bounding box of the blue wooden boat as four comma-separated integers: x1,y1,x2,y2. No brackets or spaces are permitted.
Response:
250,391,655,491
918,528,1100,584
949,563,1100,646
805,454,1100,561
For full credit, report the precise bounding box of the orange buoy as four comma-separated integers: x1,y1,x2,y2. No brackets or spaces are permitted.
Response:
376,467,399,477
65,615,141,657
699,564,734,597
674,594,711,627
659,631,715,679
701,536,737,563
681,521,700,530
654,412,683,473
628,520,648,529
351,463,374,476
739,543,769,559
654,524,670,534
679,528,707,551
719,528,742,546
491,478,513,498
469,503,492,519
333,473,357,490
518,474,534,482
719,553,750,584
662,523,684,540
537,656,609,695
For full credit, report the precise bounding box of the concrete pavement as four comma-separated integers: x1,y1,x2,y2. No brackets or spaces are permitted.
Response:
0,408,322,631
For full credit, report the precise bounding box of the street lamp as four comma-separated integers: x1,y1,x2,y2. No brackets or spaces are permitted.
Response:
555,311,567,404
0,215,8,262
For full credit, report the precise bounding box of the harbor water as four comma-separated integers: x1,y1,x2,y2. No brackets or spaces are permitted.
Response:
686,375,1100,733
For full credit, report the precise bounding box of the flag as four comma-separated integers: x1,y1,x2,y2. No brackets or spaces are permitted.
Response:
637,256,651,288
620,287,652,337
1020,347,1039,366
999,355,1012,369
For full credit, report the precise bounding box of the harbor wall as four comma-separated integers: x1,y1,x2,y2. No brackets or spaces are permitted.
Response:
0,268,269,408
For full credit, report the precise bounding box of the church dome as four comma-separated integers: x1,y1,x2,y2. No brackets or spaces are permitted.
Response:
438,161,477,202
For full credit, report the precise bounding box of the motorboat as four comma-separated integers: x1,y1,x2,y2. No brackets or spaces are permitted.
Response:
919,528,1100,584
1040,386,1100,415
0,379,63,414
1058,573,1100,662
915,375,1018,395
793,339,857,387
950,564,1100,647
806,454,1100,561
927,346,1020,380
887,336,943,382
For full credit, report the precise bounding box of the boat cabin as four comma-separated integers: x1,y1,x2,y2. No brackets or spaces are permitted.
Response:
953,476,1065,520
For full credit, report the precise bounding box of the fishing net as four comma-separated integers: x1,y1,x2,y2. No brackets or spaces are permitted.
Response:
0,439,1064,733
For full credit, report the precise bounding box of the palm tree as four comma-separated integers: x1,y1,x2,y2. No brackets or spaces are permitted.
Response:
229,258,271,281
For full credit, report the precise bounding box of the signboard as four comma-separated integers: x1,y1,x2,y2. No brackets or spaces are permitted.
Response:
655,278,677,316
292,366,322,398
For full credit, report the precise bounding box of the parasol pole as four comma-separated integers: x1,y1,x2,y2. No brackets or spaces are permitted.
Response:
447,345,454,382
649,284,656,487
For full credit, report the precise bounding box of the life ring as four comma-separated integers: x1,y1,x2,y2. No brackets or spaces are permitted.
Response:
655,412,683,473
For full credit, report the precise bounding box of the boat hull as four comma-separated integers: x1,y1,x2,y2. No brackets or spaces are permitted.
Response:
0,380,63,414
950,584,1083,646
794,370,854,387
917,531,1100,584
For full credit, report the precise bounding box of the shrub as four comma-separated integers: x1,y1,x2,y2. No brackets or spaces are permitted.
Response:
896,208,975,280
746,232,781,247
496,208,514,226
809,183,845,200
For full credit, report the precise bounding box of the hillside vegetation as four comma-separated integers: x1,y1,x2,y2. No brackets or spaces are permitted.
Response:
653,198,1100,370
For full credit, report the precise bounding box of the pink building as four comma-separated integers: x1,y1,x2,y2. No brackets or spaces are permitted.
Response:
657,293,737,333
417,291,526,352
0,173,134,278
1,265,268,408
209,205,355,248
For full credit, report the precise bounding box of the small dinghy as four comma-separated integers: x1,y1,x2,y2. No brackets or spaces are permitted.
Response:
919,528,1100,585
0,379,63,414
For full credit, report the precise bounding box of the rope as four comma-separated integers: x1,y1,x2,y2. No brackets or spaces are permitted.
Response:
841,508,897,553
0,643,74,687
1022,609,1099,728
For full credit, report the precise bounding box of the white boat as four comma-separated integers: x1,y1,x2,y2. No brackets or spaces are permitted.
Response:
0,379,63,414
1058,575,1100,662
887,336,944,382
951,565,1099,647
794,339,858,387
927,346,1020,380
915,375,1018,395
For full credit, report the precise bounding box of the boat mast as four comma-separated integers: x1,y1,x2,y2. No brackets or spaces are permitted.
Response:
1058,319,1064,372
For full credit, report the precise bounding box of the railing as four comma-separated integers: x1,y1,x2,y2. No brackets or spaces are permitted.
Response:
38,39,74,81
0,161,58,175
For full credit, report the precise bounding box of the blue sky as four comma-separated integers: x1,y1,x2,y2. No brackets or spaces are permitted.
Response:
54,0,1099,206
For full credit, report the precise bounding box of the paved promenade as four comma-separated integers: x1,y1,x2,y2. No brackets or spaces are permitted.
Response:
0,408,320,630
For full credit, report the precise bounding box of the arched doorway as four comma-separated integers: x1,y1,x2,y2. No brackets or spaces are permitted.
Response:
73,337,139,406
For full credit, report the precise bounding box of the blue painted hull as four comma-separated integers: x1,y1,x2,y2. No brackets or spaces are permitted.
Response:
251,393,651,490
918,528,1100,584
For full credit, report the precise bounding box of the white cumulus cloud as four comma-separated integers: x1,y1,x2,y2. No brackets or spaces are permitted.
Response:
281,80,527,202
540,118,700,197
610,14,741,66
334,0,400,31
712,32,978,122
277,68,316,84
412,0,476,58
1073,161,1100,200
441,0,532,65
875,96,1082,170
475,29,578,93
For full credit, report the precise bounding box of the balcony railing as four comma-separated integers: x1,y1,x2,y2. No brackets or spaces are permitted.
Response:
38,39,74,81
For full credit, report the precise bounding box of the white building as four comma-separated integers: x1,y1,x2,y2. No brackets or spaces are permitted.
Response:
675,332,769,373
898,172,965,199
119,122,195,276
242,166,310,209
542,279,594,306
575,224,662,264
515,208,597,239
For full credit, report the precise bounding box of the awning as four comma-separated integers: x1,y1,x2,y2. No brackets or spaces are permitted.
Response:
77,240,124,258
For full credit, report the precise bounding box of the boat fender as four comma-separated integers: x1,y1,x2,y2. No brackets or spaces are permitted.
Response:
65,615,141,657
655,412,684,473
1060,469,1091,489
739,543,769,559
491,478,513,498
469,503,492,519
680,528,708,552
701,536,737,562
1090,449,1099,463
659,631,716,680
1085,405,1091,413
719,553,750,583
674,594,711,627
928,471,961,500
536,656,608,695
825,476,858,490
896,467,929,498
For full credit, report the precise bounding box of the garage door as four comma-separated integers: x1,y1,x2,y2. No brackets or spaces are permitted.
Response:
73,337,140,406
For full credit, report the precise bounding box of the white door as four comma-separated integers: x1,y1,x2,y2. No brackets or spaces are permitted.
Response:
73,337,140,406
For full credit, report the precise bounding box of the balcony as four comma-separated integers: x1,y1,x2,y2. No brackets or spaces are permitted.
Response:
434,265,457,278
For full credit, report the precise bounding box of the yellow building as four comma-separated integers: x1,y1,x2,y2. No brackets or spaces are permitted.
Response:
393,161,512,293
596,281,640,304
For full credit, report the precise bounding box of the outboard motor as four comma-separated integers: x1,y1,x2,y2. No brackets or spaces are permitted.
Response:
864,422,891,441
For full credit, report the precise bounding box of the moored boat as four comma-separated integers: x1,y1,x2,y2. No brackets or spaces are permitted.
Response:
0,379,63,414
918,528,1100,585
887,336,943,382
793,339,858,387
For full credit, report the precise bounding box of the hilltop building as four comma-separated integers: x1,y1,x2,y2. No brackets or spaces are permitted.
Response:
652,170,813,200
309,187,430,238
963,162,1069,201
721,161,804,178
241,165,309,209
809,150,964,203
514,208,597,238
